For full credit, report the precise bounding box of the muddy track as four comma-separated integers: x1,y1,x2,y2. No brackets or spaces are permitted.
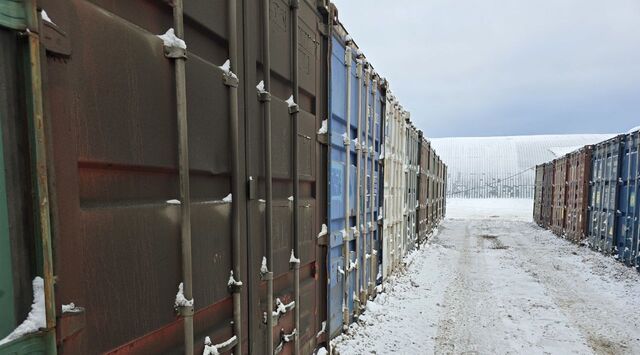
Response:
434,221,508,354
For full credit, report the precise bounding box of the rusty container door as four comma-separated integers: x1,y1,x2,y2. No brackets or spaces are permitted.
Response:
552,157,569,236
533,164,545,225
564,147,592,243
243,0,328,353
542,162,555,229
40,0,327,353
428,147,436,227
436,155,443,222
587,135,624,254
443,164,447,218
42,0,249,353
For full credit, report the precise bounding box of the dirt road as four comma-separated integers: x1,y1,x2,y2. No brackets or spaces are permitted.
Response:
332,206,640,354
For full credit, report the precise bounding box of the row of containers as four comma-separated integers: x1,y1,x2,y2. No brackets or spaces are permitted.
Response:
534,130,640,268
0,1,446,354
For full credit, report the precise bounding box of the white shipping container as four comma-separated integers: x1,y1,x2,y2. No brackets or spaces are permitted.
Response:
382,93,407,281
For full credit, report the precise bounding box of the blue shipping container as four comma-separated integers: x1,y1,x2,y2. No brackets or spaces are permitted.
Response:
327,32,382,338
615,131,640,266
588,135,624,254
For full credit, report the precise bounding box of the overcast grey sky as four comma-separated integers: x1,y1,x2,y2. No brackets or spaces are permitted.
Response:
332,0,640,138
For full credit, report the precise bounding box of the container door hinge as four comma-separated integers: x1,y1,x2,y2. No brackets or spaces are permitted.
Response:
317,22,329,36
57,307,86,344
317,131,328,145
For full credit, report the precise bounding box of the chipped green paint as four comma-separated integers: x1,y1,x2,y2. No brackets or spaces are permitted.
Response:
0,0,27,30
0,58,16,339
0,329,55,354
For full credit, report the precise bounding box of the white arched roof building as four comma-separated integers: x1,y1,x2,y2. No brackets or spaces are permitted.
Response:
431,134,616,199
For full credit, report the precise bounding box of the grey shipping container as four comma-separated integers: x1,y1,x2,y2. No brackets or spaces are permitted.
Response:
614,131,639,266
588,135,624,254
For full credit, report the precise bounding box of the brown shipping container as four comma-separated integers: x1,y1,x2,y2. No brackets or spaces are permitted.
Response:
541,162,555,228
437,156,445,222
564,146,592,243
443,164,447,218
37,0,327,353
552,157,569,235
533,164,545,225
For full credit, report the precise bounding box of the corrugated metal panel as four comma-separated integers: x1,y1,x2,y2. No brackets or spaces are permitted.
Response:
615,131,639,265
564,147,592,243
417,136,429,242
34,0,328,352
404,123,419,253
381,93,406,281
542,162,555,228
533,164,544,225
327,26,382,338
552,157,568,236
588,135,624,254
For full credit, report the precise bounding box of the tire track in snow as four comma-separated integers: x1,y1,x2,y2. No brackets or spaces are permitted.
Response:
333,214,640,354
434,220,510,354
503,221,640,355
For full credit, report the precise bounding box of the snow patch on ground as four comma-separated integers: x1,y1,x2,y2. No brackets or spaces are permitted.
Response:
446,198,533,221
332,199,640,354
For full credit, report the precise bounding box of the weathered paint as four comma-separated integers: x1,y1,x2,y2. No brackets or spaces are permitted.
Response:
541,162,555,229
564,147,592,243
404,124,419,252
615,131,639,265
0,27,17,340
588,135,624,254
533,164,545,225
551,157,568,236
28,0,328,353
381,93,406,281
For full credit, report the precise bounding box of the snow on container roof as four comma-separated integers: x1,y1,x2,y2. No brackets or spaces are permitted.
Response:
431,134,616,199
547,146,585,158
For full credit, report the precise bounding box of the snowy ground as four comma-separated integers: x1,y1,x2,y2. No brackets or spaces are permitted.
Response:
446,198,533,221
331,199,640,355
